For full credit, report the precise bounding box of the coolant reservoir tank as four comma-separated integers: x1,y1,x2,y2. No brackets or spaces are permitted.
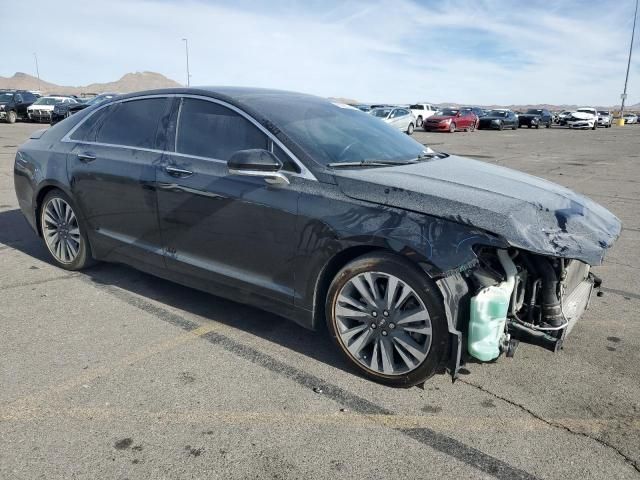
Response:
468,283,511,361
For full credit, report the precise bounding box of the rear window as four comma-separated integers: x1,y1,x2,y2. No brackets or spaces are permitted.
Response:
95,98,168,149
409,105,424,110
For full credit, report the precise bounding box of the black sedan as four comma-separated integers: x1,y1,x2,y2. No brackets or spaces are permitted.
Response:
14,87,620,387
518,108,553,129
50,93,119,125
477,109,519,130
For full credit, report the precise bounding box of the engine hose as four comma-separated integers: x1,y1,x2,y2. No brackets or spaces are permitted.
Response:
520,254,563,327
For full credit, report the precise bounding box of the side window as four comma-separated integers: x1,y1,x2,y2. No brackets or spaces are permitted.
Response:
15,94,23,103
96,98,168,149
272,143,300,173
70,106,112,142
175,98,268,160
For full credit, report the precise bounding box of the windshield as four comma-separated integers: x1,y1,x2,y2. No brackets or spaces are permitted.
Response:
33,97,64,106
87,94,116,106
0,92,14,102
437,109,458,116
598,111,610,115
577,109,595,114
251,98,428,166
370,108,391,118
488,110,508,117
526,109,543,114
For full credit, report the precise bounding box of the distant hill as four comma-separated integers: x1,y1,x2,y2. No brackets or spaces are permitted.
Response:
0,71,181,95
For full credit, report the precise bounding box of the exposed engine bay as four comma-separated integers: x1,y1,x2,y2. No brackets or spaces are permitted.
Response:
464,247,600,364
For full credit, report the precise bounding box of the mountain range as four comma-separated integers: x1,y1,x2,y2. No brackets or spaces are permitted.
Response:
1,72,636,111
0,72,181,95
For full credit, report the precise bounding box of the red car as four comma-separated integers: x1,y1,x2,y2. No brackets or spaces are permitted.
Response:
423,108,478,133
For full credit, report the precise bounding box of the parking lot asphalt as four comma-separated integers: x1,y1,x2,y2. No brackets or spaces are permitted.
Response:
1,122,639,480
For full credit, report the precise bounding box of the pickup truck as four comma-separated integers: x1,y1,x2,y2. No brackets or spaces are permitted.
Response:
409,103,438,127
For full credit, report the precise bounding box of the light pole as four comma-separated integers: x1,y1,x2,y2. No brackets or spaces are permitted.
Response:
33,53,41,92
620,0,638,118
182,38,191,87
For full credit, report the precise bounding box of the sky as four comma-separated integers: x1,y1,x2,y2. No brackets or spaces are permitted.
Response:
4,0,639,105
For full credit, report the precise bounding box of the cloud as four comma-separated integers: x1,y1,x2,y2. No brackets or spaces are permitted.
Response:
3,0,637,105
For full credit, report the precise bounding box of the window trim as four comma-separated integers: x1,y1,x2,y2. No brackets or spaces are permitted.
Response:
62,93,316,181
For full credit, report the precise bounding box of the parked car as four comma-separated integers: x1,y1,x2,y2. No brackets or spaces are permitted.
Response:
0,90,40,123
597,110,613,128
51,93,119,125
13,87,621,387
518,109,553,129
478,109,518,130
460,106,486,118
408,103,438,127
623,113,638,124
556,110,573,125
423,108,478,133
370,106,416,134
566,108,598,130
27,96,78,123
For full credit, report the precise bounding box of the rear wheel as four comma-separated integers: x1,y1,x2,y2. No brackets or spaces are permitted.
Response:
326,253,448,387
7,110,17,124
416,116,423,127
40,190,94,271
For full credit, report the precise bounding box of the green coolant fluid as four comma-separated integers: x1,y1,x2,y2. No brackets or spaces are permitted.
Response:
468,283,512,361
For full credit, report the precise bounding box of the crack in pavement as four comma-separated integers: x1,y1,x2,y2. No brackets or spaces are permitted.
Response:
458,378,640,475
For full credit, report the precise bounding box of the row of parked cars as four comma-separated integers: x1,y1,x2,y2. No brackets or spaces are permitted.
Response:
0,89,118,124
356,102,632,134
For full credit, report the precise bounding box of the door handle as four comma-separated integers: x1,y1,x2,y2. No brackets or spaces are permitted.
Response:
164,166,194,178
77,152,96,163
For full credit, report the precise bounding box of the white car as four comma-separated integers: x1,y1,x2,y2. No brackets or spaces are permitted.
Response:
27,96,78,123
408,103,438,128
623,113,638,124
566,107,598,130
370,106,416,134
597,110,612,128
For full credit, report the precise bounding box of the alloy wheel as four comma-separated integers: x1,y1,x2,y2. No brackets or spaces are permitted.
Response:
42,197,82,264
333,272,432,376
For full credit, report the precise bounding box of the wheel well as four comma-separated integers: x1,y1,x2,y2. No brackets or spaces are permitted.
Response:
34,186,60,236
312,245,385,329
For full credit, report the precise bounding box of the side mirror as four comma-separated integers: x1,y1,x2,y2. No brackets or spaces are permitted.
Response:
227,149,289,185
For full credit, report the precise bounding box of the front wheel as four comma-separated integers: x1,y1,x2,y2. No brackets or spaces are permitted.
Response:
416,116,423,127
449,122,456,133
40,190,95,271
325,253,448,387
7,110,17,124
498,122,504,131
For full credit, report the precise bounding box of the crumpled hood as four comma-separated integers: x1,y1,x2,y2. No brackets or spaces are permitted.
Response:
333,155,621,265
570,111,596,120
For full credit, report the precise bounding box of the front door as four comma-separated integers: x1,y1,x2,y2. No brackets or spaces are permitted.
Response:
156,97,300,306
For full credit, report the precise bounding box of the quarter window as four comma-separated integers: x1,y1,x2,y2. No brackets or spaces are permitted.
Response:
95,98,168,149
176,98,268,160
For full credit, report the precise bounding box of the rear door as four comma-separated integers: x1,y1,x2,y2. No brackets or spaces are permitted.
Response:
155,96,301,306
66,96,172,269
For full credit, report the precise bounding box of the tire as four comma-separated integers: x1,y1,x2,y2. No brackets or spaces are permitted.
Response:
512,124,517,130
546,121,551,128
7,110,17,124
416,116,423,128
449,122,456,133
407,123,414,135
535,123,540,129
39,189,95,271
498,122,504,131
325,252,448,387
592,123,597,130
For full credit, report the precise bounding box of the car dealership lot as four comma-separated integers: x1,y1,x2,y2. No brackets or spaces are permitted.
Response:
1,123,639,479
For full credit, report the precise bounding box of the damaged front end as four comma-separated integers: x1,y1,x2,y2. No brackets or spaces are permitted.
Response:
442,246,600,379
